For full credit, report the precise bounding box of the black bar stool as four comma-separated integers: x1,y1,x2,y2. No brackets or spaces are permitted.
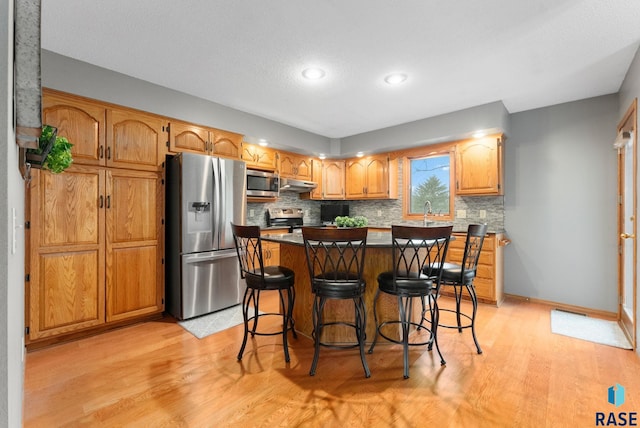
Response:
368,225,452,379
302,226,370,378
231,223,297,362
428,223,487,354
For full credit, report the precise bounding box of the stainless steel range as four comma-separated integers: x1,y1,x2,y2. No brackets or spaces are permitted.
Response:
266,207,304,232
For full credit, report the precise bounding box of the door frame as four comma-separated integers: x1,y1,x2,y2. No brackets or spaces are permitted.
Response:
617,99,637,350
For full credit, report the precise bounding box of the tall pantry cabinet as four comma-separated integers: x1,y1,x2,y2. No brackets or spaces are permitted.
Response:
27,90,164,345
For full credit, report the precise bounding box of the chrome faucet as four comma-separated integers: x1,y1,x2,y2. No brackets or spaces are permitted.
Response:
423,200,433,226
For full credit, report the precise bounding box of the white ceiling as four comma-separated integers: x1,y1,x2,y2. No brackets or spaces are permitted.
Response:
42,0,640,139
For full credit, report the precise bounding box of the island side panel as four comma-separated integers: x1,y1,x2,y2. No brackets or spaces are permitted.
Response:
279,241,403,344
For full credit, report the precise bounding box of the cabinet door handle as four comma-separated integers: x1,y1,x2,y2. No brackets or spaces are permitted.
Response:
106,147,111,160
99,145,104,159
106,195,111,208
99,195,104,208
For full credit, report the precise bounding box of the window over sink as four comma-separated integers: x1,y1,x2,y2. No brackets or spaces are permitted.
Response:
403,150,454,221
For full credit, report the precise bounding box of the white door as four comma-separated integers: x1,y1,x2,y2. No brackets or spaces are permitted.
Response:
617,100,637,349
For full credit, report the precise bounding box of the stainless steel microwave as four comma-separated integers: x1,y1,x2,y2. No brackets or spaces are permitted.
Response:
246,169,279,197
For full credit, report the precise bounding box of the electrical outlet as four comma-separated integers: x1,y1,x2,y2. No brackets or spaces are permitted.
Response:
457,209,467,219
249,209,255,217
479,210,486,219
377,210,382,217
305,209,310,217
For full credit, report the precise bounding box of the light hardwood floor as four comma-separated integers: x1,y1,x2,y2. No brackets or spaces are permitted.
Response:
24,296,640,427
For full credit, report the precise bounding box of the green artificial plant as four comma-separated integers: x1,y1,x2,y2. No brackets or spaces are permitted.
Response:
335,215,368,227
32,125,74,173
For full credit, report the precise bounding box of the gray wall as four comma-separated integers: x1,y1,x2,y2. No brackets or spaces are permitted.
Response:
619,46,640,356
41,50,331,156
2,1,26,426
504,94,619,311
340,100,510,157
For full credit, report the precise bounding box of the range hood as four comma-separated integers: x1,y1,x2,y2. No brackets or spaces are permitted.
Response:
279,177,318,193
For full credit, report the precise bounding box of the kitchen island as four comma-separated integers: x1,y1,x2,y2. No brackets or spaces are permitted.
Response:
262,231,418,343
262,228,507,343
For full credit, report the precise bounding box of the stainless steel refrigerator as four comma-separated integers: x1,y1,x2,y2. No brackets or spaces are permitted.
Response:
165,152,247,320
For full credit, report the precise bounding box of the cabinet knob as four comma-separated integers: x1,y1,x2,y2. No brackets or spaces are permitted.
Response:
620,233,636,239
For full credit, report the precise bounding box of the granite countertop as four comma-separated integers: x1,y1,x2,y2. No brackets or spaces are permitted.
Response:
348,222,505,234
261,231,394,247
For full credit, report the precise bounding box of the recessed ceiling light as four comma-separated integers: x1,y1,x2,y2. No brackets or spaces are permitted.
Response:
318,153,326,160
356,151,364,158
258,139,268,146
302,68,326,80
384,73,407,85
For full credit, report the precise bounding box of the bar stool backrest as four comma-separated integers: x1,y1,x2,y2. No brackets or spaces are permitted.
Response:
458,223,488,284
302,227,368,297
391,225,453,290
231,224,265,281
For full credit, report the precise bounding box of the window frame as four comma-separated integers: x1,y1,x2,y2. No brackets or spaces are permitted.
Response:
402,148,456,222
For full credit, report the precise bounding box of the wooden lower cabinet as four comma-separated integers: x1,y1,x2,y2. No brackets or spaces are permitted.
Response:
260,229,287,266
27,165,164,346
443,232,506,306
106,169,164,322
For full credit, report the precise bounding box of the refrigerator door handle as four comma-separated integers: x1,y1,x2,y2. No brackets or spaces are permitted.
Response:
212,157,222,249
218,158,228,244
183,249,238,264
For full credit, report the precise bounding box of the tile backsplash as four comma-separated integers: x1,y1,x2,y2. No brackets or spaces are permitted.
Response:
247,157,504,231
247,194,504,231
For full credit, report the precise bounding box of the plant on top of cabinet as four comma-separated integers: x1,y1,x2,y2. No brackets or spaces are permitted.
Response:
26,125,74,173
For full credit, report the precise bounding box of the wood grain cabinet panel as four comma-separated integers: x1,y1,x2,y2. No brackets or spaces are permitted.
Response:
345,155,397,199
211,129,242,159
107,109,165,171
241,143,278,170
260,229,286,266
27,166,164,345
106,169,164,322
456,136,504,195
279,152,312,181
42,89,106,167
169,121,209,155
107,245,159,321
168,122,242,159
323,160,346,199
29,167,106,340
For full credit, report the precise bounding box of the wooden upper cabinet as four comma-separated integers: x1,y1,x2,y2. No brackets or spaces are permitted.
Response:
241,143,278,170
308,159,323,200
363,155,389,198
29,166,106,340
42,90,106,167
279,151,312,181
345,158,367,199
211,129,242,159
169,121,209,155
105,169,163,322
456,135,504,195
106,108,165,171
346,154,394,199
168,121,242,159
323,160,346,199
